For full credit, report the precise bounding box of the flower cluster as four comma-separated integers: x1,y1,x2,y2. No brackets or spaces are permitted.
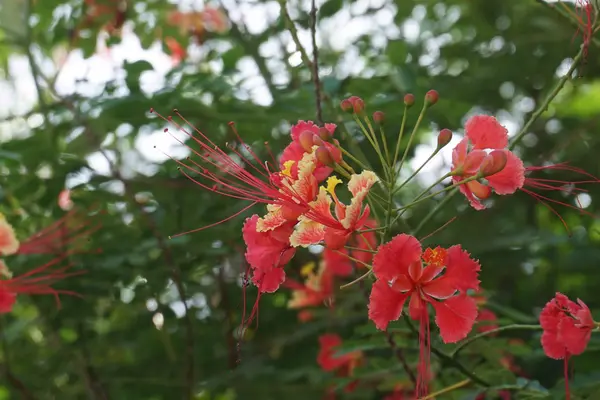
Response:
152,87,599,399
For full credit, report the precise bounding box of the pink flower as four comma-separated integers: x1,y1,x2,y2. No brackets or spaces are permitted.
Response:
58,189,74,211
451,115,525,210
242,215,296,293
368,234,480,396
540,293,596,400
452,115,600,227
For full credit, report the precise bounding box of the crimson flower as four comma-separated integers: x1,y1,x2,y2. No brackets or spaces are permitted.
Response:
317,334,362,395
540,292,596,400
368,234,481,396
285,261,334,309
242,215,296,293
322,218,378,277
451,115,599,227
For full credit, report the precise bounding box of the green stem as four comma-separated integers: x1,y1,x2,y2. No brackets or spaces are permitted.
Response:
412,188,458,236
452,324,542,358
354,115,391,181
394,174,476,212
393,149,440,196
398,102,428,173
392,104,409,168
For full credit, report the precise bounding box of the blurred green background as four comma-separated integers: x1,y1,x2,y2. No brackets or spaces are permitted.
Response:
0,0,599,399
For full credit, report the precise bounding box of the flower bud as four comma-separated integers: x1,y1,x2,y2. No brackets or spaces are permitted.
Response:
326,142,343,163
340,99,353,113
425,90,439,106
312,136,324,147
373,111,385,124
404,93,415,107
479,150,508,177
318,126,332,141
348,96,365,114
316,146,335,167
298,130,315,153
437,128,452,149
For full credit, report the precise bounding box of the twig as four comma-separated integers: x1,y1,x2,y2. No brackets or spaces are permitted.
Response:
217,261,238,369
279,0,314,69
451,324,542,358
309,0,323,124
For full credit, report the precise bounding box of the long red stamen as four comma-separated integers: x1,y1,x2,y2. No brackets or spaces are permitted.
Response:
151,109,343,235
564,355,571,400
17,209,103,255
416,305,431,398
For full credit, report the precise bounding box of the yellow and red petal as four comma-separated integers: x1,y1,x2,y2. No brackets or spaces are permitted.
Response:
0,215,19,256
430,294,478,343
347,170,379,198
256,205,287,232
368,280,410,331
372,234,422,282
290,218,326,247
464,115,509,150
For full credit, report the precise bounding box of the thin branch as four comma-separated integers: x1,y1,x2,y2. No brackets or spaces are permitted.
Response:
279,0,314,69
309,0,323,124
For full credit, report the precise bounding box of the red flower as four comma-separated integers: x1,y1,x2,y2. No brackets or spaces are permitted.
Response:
317,334,362,394
321,218,378,276
451,115,599,226
451,115,524,210
290,172,379,249
286,261,334,309
242,215,296,293
368,234,480,396
540,293,596,400
476,308,499,334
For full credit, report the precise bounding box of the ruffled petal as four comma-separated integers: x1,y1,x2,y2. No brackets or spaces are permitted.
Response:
559,316,592,356
256,205,287,232
541,329,566,359
431,295,478,343
442,245,481,292
243,215,295,269
252,265,286,293
465,115,508,150
368,280,410,330
290,120,320,141
290,217,326,247
422,279,457,299
372,234,422,282
451,138,469,171
486,150,525,194
341,171,378,229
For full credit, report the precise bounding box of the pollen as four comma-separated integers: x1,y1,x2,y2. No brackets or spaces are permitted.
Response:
422,246,447,267
281,160,295,177
325,176,343,196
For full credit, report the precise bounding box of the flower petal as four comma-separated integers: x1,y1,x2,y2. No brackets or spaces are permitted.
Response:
290,218,326,247
252,265,286,293
430,295,478,343
486,150,525,194
256,204,287,232
422,278,457,299
559,317,592,356
442,245,481,292
368,280,410,331
372,234,422,282
454,176,486,210
0,215,19,256
465,115,508,150
341,171,379,229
